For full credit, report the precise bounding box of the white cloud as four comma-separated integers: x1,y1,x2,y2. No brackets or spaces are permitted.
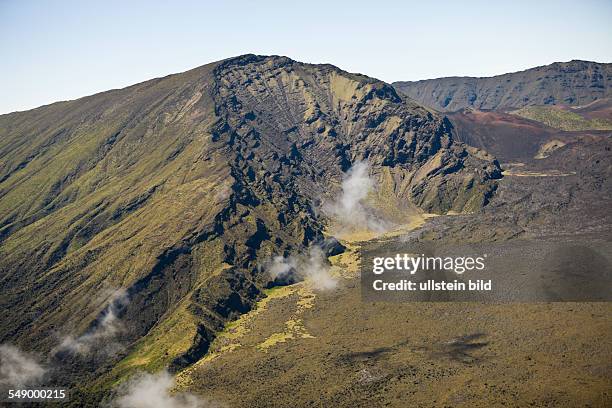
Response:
324,161,389,233
0,344,46,387
267,244,337,291
114,370,216,408
56,288,129,356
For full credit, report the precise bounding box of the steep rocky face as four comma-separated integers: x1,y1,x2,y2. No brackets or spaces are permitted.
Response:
0,55,500,388
213,55,500,214
393,60,612,112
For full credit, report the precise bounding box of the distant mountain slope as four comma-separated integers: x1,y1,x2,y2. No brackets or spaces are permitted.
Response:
447,108,611,162
393,60,612,112
0,55,500,396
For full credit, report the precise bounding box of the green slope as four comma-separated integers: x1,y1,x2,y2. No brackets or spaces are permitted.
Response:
0,55,502,402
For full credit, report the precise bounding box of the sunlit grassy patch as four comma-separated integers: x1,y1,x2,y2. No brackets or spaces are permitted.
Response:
512,106,612,131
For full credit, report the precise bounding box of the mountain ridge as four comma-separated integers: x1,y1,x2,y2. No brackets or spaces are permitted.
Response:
0,54,390,117
0,54,500,398
393,60,612,112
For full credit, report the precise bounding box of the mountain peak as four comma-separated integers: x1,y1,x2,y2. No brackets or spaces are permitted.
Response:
0,53,500,388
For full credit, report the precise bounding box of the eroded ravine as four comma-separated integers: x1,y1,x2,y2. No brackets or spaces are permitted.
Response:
173,215,432,391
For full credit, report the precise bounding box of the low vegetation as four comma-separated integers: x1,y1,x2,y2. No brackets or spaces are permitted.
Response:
512,105,612,131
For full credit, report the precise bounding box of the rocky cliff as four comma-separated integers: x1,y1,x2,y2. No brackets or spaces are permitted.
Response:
0,55,500,391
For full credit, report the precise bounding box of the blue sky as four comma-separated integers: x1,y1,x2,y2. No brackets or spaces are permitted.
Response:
1,0,611,114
